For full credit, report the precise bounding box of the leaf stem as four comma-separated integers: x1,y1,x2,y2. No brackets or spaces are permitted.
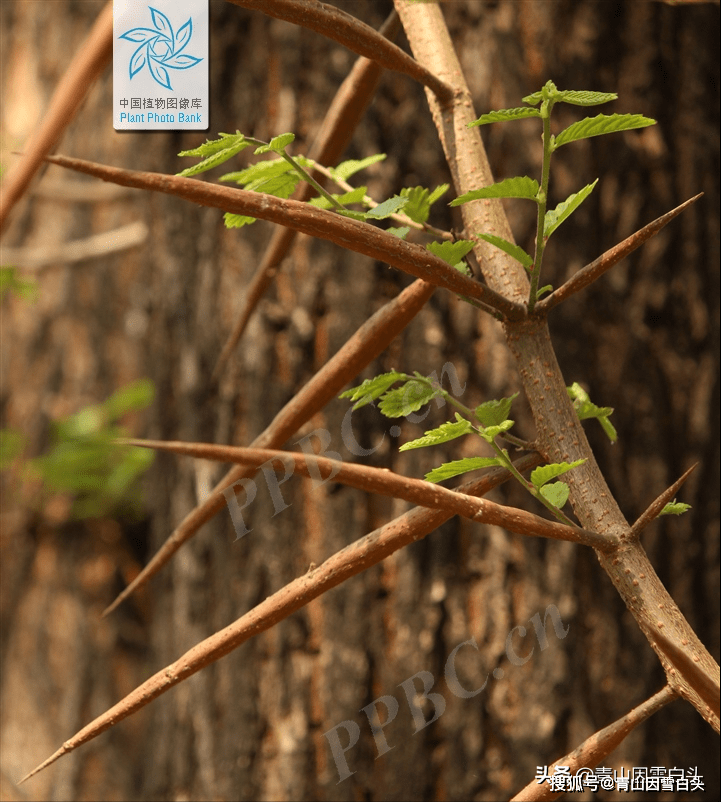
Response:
527,102,553,312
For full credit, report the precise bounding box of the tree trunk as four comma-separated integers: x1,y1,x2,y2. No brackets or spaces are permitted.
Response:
1,2,718,800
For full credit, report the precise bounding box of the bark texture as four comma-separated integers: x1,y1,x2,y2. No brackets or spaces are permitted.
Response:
1,2,718,800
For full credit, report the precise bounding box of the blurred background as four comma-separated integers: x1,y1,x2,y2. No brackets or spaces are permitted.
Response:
1,1,719,799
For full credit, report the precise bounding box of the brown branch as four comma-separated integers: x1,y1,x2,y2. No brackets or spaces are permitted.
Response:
213,11,402,378
225,0,453,105
103,277,436,616
0,2,112,232
630,463,697,537
18,453,538,785
512,685,678,801
396,0,721,733
537,194,703,314
43,153,525,322
122,439,613,551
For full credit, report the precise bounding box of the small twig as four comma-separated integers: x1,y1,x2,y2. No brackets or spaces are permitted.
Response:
19,454,539,785
0,221,147,270
225,0,453,105
511,685,678,801
103,278,436,616
121,439,614,551
43,153,525,321
630,463,697,537
213,10,401,378
536,194,703,314
0,2,112,232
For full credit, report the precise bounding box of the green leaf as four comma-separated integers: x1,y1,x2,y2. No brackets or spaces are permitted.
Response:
536,284,553,299
531,459,586,489
475,234,533,269
427,240,475,268
0,429,26,469
553,113,656,149
103,378,155,419
522,91,543,106
378,379,437,418
567,382,618,443
399,414,473,451
425,457,502,483
330,154,386,181
177,132,252,176
340,371,407,409
552,90,618,107
0,266,38,302
221,157,310,199
469,107,542,126
478,419,515,443
475,393,519,427
224,212,257,229
309,186,367,209
543,179,598,239
540,481,570,509
386,226,411,240
399,184,449,224
660,500,692,516
366,195,409,219
254,133,296,154
450,176,539,206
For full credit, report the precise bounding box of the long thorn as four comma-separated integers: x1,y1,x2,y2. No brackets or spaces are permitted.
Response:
537,194,703,314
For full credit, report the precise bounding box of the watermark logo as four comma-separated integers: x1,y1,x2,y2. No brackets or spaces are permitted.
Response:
113,1,208,131
119,6,203,91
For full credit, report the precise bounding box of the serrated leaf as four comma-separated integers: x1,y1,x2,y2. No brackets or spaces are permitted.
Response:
339,371,407,409
450,176,539,206
330,153,386,181
475,393,519,427
399,185,448,224
544,179,598,239
476,233,533,269
425,457,502,483
468,107,542,126
567,383,617,443
177,134,252,177
386,226,411,240
309,186,367,209
531,459,586,489
103,378,155,419
478,419,515,442
522,91,543,106
427,239,475,268
554,113,656,149
378,379,437,418
337,209,368,222
540,481,570,509
399,414,473,451
660,500,692,516
224,212,257,229
267,132,295,152
553,90,618,107
366,195,409,219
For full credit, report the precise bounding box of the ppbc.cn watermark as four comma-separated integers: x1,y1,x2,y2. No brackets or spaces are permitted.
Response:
324,604,570,783
222,361,467,539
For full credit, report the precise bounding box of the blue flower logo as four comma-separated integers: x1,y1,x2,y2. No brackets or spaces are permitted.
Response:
119,7,202,91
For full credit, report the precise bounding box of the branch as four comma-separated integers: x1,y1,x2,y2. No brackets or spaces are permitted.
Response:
43,153,525,322
18,453,538,785
214,10,402,377
122,439,613,550
537,194,703,314
512,685,678,801
0,2,112,232
225,0,453,104
102,277,436,615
